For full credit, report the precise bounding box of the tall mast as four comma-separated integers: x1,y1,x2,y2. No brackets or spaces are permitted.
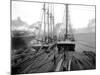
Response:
65,4,68,40
47,4,49,43
52,4,55,41
50,4,54,42
43,3,46,42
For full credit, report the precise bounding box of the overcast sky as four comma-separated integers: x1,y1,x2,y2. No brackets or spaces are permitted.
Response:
12,1,95,29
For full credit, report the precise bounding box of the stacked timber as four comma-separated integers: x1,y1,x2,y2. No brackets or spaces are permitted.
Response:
11,44,96,74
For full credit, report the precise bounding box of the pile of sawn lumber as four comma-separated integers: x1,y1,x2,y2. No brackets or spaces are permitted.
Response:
11,45,96,74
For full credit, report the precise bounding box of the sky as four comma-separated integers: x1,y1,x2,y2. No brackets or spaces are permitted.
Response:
12,1,95,29
69,5,95,29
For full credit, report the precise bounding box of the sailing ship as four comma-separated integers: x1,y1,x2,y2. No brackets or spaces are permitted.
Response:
32,3,75,52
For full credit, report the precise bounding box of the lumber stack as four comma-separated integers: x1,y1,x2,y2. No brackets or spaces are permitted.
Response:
11,45,96,74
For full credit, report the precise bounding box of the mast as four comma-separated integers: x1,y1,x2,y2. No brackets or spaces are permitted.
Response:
50,4,54,42
65,4,68,40
52,4,54,39
47,4,55,43
43,3,46,42
47,4,49,43
42,3,55,43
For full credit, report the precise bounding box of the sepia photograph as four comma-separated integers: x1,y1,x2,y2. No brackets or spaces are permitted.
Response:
11,0,96,74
